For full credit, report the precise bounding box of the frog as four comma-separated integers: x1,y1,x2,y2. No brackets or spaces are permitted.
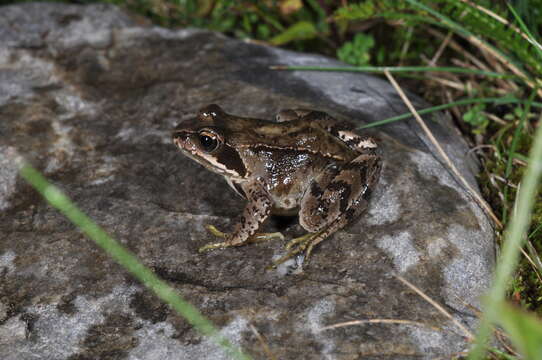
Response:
172,104,381,267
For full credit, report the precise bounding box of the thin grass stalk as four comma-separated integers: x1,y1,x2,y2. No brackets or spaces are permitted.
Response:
384,70,502,228
506,2,542,58
270,65,513,78
18,164,252,360
502,91,537,222
468,105,542,359
355,96,542,129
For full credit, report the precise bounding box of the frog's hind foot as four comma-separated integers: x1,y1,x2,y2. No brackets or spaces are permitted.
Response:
271,231,324,268
199,225,285,253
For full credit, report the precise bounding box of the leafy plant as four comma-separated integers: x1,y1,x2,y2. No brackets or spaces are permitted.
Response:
270,21,318,45
337,33,375,66
462,103,489,134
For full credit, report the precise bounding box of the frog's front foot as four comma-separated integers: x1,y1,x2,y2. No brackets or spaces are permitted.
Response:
204,224,228,238
199,225,285,253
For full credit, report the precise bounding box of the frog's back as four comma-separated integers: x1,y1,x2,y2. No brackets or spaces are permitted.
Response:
228,118,356,162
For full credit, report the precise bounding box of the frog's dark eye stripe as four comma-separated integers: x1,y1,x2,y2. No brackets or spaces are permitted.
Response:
215,144,246,178
198,131,220,152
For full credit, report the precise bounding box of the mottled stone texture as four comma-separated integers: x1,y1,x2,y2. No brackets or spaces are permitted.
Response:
0,3,494,359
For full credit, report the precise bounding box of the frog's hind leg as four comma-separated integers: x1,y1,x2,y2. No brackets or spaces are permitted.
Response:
272,211,354,266
274,153,381,266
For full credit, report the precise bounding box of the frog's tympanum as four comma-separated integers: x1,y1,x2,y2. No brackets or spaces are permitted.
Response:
172,105,381,267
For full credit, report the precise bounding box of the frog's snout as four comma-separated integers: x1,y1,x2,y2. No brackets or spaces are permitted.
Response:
172,130,189,148
172,129,183,139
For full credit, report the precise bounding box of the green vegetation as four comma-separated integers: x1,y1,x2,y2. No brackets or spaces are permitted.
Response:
10,0,542,358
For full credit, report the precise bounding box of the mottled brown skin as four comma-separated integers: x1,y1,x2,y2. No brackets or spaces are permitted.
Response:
172,104,381,266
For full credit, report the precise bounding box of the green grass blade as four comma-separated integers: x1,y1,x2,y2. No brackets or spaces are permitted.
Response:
506,2,542,59
502,91,537,222
355,96,542,129
404,0,528,79
495,302,542,359
468,97,542,359
528,222,542,240
270,21,318,45
18,164,252,360
271,65,514,79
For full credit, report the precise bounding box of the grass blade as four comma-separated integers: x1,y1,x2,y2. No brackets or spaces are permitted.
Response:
468,98,542,359
18,164,252,360
495,302,542,359
270,21,318,45
502,91,537,222
404,0,527,76
506,2,542,58
355,96,542,129
270,65,514,78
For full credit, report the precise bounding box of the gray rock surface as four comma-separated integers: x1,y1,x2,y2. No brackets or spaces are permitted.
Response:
0,3,495,359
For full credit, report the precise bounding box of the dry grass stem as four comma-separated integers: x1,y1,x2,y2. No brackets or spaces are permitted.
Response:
425,27,489,71
519,246,542,284
449,292,519,354
450,58,479,71
425,75,467,91
468,144,497,155
484,112,507,125
491,174,518,188
249,324,277,360
488,175,505,202
394,275,474,339
429,30,453,66
444,90,462,120
383,69,503,228
479,48,521,93
450,58,514,93
452,294,482,316
472,36,539,96
513,158,528,167
399,26,414,65
454,65,515,94
526,241,542,270
427,25,538,96
429,76,467,91
319,319,441,332
494,328,520,357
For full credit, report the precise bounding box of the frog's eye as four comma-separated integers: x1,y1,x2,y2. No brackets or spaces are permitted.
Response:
198,131,220,152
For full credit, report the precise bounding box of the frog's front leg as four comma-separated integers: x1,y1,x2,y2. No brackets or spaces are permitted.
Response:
199,180,274,252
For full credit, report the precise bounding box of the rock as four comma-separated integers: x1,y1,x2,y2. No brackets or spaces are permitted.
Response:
0,316,28,345
0,3,494,359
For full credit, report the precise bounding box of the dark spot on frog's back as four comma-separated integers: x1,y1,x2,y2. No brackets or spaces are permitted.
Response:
310,182,324,198
328,180,352,212
216,144,246,177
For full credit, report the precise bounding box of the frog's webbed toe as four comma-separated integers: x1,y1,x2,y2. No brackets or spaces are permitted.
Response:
271,230,325,267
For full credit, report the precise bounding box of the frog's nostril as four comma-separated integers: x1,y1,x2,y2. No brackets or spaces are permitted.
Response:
172,131,186,140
